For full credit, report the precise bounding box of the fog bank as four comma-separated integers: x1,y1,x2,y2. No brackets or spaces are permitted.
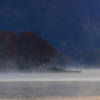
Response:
0,69,100,81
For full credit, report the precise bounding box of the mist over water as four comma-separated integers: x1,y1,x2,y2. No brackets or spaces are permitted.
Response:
0,69,100,98
0,69,100,81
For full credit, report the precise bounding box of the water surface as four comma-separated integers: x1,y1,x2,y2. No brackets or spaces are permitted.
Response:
0,81,100,98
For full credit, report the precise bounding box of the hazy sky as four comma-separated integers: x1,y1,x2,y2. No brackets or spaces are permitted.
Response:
0,0,100,56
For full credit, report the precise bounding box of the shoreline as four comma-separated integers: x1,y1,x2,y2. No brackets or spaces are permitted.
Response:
0,96,100,100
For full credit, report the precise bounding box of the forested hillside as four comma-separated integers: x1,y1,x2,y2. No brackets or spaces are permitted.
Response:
72,50,100,68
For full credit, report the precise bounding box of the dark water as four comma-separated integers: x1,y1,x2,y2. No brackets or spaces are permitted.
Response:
0,81,100,98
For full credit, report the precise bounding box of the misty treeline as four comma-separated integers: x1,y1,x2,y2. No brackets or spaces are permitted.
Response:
72,50,100,68
0,30,69,72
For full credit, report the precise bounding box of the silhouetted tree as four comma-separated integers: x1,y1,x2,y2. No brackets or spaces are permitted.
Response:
0,31,16,63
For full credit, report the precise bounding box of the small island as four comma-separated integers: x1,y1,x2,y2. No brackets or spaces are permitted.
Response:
0,31,82,73
33,66,82,73
19,65,82,73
